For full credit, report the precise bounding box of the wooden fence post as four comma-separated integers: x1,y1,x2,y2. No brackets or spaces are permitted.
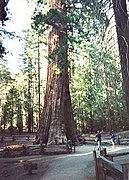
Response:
98,158,106,180
1,136,4,143
93,151,99,180
40,144,45,154
100,148,107,157
122,164,129,180
93,150,107,180
22,144,29,155
103,148,107,157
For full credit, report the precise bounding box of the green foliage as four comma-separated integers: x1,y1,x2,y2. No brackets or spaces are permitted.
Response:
2,86,19,125
32,7,67,31
30,0,129,133
70,41,128,132
1,0,128,133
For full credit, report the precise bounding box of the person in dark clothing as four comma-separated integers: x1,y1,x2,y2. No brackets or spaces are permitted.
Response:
95,131,101,150
110,132,116,147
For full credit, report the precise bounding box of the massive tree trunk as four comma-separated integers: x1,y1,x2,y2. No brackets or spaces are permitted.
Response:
112,0,129,117
37,0,79,144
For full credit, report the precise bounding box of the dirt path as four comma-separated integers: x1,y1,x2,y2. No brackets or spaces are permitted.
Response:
0,144,129,180
40,144,129,180
40,145,96,180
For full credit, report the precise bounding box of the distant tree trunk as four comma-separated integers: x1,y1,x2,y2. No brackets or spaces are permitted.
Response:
27,66,33,133
17,104,23,135
112,0,129,118
103,61,111,131
37,37,41,129
37,0,79,144
89,70,93,133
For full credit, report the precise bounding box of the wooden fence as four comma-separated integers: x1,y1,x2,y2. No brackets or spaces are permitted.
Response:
0,134,35,143
93,148,129,180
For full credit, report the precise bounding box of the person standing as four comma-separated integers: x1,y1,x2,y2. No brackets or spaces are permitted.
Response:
95,130,101,150
110,132,115,147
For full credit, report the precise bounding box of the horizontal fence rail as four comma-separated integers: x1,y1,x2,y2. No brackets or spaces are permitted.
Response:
93,149,129,180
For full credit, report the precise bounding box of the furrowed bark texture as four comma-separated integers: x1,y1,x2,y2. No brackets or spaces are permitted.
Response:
112,0,129,117
37,0,78,144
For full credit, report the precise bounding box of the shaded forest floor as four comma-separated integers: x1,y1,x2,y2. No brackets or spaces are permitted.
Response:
0,133,67,180
0,155,55,180
0,144,96,180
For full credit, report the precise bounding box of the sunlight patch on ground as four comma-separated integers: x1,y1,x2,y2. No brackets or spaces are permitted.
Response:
54,151,93,161
107,145,129,153
66,151,93,157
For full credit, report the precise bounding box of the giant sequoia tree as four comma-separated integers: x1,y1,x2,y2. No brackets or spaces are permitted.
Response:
35,0,79,144
112,0,129,118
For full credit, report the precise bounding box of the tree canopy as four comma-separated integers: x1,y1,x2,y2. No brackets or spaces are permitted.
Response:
0,0,129,141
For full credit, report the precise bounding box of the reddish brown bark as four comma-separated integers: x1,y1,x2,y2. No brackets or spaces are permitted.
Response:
112,0,129,118
37,0,79,144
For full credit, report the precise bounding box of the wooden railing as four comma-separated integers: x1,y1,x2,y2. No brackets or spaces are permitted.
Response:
0,134,35,143
93,149,129,180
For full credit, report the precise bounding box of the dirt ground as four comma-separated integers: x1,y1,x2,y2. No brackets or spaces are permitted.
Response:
0,155,55,180
0,137,96,180
2,144,128,180
1,131,129,180
0,150,62,179
0,145,96,180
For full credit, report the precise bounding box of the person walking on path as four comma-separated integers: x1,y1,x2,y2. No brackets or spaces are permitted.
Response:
110,131,116,147
95,130,101,150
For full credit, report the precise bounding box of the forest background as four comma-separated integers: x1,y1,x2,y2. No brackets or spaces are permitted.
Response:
0,0,129,143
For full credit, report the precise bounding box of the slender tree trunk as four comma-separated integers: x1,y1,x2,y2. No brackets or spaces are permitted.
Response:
89,70,93,133
103,61,111,131
27,64,33,133
38,36,41,129
28,78,32,133
17,104,23,135
112,0,129,117
37,0,78,144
